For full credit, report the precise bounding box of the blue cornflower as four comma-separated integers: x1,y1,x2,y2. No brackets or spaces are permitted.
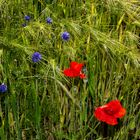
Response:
61,32,70,41
46,17,53,24
32,52,42,63
0,83,7,93
24,15,30,21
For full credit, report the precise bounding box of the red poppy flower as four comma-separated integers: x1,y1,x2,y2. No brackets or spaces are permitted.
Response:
94,100,126,125
63,61,86,79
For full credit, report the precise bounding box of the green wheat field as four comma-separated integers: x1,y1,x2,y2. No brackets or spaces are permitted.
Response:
0,0,140,139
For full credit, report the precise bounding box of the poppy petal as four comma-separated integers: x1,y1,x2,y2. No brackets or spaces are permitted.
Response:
70,61,84,72
106,100,126,117
79,73,86,79
114,107,126,118
63,68,79,77
94,107,118,125
94,100,126,125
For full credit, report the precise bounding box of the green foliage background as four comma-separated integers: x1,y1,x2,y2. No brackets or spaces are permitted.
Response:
0,0,140,139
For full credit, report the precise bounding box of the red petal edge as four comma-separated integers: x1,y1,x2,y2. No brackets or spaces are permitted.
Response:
63,69,79,77
70,61,84,73
94,107,118,125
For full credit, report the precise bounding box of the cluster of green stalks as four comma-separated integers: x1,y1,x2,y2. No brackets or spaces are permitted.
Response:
0,0,140,139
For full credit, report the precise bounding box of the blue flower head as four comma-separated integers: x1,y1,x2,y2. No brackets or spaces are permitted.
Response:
46,17,53,24
61,32,70,41
0,83,7,93
32,52,42,63
24,15,30,21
